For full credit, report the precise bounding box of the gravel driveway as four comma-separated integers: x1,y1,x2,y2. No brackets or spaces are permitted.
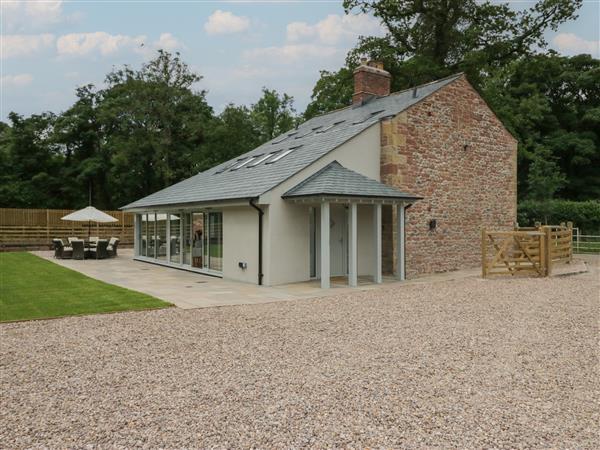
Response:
1,262,598,449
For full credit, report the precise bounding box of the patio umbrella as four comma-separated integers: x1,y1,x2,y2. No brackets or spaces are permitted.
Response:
61,206,118,240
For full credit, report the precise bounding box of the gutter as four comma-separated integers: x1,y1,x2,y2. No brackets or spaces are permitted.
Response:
249,198,264,286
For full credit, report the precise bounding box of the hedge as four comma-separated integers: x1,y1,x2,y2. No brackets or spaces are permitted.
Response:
517,200,600,235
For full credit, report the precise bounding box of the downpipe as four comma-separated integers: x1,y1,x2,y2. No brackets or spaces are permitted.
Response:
249,198,264,285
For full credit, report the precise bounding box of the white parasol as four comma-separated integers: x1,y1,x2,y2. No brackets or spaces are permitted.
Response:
61,206,118,240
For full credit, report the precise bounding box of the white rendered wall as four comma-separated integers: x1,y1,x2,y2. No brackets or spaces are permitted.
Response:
261,124,381,286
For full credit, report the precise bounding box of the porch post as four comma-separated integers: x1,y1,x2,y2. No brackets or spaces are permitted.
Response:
320,201,330,289
373,203,382,283
396,203,406,281
348,202,358,287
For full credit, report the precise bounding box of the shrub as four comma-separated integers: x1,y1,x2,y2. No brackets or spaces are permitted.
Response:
517,200,600,235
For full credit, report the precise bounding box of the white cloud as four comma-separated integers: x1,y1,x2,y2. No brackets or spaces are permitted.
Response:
1,34,55,59
552,33,600,57
244,44,339,64
286,14,384,45
204,10,250,35
56,32,146,57
152,33,182,52
1,0,66,32
1,73,34,88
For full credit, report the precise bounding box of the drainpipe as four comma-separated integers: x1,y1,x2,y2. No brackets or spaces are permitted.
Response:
249,198,264,285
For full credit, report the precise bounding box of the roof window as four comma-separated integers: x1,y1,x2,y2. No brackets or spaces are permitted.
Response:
230,157,256,171
247,153,273,167
266,148,294,164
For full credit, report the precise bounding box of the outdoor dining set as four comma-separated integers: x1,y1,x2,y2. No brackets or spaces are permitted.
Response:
52,237,120,260
51,205,121,260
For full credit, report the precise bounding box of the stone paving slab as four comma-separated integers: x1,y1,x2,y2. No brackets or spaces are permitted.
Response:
33,249,482,309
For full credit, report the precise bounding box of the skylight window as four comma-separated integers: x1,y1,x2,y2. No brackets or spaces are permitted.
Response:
266,149,294,164
247,153,272,167
230,157,255,171
315,120,345,134
215,161,239,174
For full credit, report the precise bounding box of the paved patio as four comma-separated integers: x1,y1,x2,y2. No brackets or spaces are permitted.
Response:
34,249,486,309
35,249,589,309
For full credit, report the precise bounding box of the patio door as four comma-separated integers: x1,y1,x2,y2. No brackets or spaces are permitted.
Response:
329,205,348,277
205,212,223,272
311,205,348,279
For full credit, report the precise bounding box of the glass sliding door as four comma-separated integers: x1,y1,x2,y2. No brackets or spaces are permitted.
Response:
207,212,223,272
182,212,192,266
140,214,146,257
169,213,181,264
156,214,167,261
191,213,204,269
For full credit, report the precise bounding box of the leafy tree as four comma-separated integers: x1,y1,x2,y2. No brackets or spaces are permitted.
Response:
101,50,213,207
0,113,63,208
483,53,600,200
306,0,582,115
251,88,297,141
304,68,354,120
53,85,109,208
202,104,261,171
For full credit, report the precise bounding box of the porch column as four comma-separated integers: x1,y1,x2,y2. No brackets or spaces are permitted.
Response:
320,201,330,289
373,203,382,283
348,202,358,287
396,203,406,281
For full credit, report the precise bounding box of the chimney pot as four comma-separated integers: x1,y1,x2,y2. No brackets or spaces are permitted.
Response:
352,60,391,105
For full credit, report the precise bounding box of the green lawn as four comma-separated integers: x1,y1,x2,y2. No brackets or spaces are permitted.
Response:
0,252,171,322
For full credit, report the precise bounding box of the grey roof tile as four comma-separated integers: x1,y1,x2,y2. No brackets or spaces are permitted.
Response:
282,161,421,200
122,74,461,209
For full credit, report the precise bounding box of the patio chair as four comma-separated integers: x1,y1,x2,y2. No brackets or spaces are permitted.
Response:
67,237,79,244
71,240,85,260
89,239,109,259
52,239,73,259
89,236,99,247
107,237,119,257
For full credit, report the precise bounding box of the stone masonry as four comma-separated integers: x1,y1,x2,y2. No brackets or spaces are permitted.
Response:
381,75,518,277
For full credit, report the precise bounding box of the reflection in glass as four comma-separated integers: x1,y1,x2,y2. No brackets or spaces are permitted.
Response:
170,213,181,263
182,213,192,265
156,214,167,260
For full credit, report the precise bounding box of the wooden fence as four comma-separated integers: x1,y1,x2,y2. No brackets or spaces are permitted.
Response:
0,208,134,251
481,222,573,278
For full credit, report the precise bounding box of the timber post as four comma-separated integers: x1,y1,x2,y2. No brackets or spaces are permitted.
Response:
544,226,553,277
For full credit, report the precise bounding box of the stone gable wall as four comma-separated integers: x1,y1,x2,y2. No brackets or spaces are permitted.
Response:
380,76,517,276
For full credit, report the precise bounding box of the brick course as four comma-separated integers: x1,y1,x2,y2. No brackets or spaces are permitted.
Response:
380,75,517,276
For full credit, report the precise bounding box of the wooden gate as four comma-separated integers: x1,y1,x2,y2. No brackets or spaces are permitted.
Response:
481,223,573,278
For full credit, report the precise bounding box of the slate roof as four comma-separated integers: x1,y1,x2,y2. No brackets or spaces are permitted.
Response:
122,74,462,210
283,161,421,201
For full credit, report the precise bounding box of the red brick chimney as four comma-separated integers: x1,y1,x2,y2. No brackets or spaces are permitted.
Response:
352,58,391,105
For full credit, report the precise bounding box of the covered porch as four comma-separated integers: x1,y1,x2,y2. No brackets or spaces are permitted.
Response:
282,161,420,289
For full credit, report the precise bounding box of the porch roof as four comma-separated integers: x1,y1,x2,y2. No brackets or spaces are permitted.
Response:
282,161,421,202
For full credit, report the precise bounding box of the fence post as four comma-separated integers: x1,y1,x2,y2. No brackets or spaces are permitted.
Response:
544,227,552,277
46,209,50,243
567,221,573,263
539,231,546,276
122,211,125,241
481,228,487,278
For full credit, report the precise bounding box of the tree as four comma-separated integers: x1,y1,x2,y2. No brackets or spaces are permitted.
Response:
251,88,297,141
306,0,582,115
202,104,261,171
100,50,213,207
53,85,109,209
0,113,63,208
483,52,600,200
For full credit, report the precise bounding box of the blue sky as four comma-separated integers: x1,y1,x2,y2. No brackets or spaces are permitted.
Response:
1,0,599,122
